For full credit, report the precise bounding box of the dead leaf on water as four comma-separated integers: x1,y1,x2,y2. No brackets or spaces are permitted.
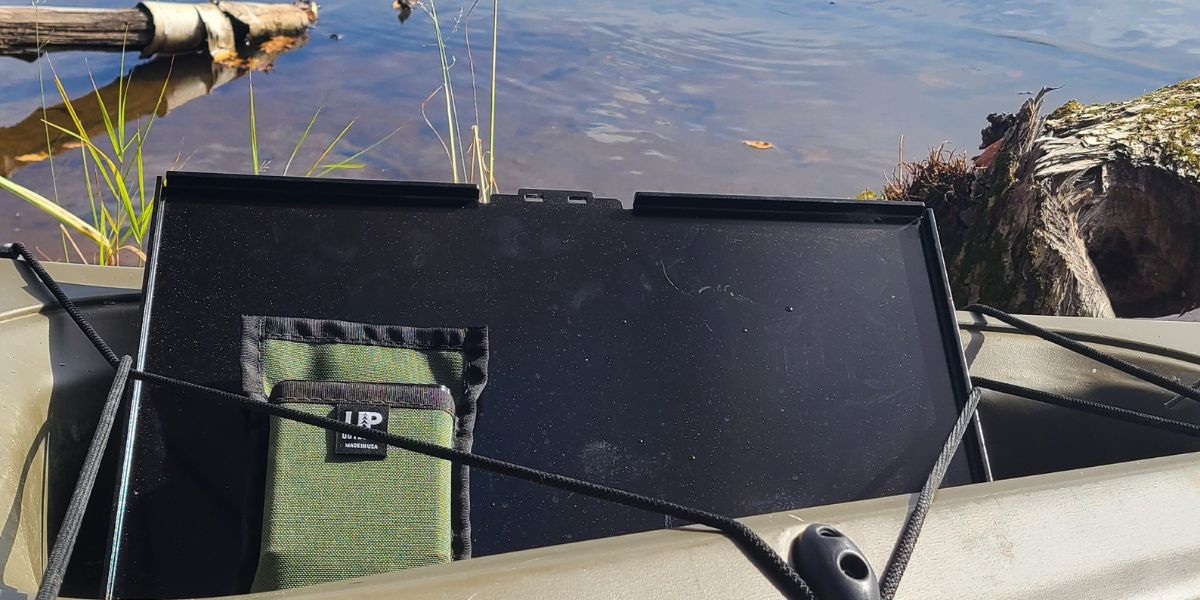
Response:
744,140,775,150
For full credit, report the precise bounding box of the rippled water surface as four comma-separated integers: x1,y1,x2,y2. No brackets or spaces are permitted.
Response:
3,0,1200,251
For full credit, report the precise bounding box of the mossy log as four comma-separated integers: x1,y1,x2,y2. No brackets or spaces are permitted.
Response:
929,79,1200,318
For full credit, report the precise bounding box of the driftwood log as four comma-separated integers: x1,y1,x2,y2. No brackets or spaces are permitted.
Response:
902,79,1200,318
0,1,316,60
0,7,150,54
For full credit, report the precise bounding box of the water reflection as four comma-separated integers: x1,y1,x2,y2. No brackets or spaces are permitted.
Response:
0,37,306,177
4,0,1200,246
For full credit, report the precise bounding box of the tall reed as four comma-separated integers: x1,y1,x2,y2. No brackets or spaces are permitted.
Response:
2,2,502,263
421,0,500,201
0,53,171,265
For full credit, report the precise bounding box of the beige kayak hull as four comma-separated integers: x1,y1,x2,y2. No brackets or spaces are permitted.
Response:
2,260,1199,599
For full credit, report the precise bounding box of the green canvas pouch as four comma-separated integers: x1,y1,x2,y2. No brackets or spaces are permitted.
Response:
254,380,455,591
240,316,488,589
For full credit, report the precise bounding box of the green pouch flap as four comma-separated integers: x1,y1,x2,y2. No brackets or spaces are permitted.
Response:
254,381,455,591
241,316,488,589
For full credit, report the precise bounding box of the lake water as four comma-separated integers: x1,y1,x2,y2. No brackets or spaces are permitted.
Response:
3,0,1200,254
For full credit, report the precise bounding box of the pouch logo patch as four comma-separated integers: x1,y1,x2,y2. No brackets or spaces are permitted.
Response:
333,403,389,457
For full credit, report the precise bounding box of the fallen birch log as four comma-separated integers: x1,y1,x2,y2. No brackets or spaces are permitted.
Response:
0,1,316,60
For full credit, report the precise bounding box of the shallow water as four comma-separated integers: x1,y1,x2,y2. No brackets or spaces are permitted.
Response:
2,0,1200,253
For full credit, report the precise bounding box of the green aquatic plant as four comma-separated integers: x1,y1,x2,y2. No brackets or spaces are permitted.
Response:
249,71,260,176
488,0,498,187
421,0,500,201
0,176,107,251
246,73,401,178
0,52,171,265
5,0,503,264
6,55,398,265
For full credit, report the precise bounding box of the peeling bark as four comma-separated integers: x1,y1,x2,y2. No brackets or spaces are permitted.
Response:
0,7,150,56
927,79,1200,318
0,1,316,59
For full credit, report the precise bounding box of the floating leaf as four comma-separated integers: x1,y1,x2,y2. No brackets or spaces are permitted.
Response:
744,140,775,149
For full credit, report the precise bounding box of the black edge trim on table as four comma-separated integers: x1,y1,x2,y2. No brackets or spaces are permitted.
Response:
631,191,926,223
626,192,995,485
917,207,993,483
103,175,168,599
163,171,480,207
113,173,989,590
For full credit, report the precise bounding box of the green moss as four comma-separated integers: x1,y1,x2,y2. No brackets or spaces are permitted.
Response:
1126,77,1200,174
1164,135,1200,173
976,238,1012,304
1042,77,1200,176
983,149,1017,209
1026,238,1049,304
1047,99,1084,124
953,232,1010,307
854,188,879,200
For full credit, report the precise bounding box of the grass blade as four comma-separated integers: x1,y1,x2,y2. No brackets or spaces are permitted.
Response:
33,5,62,209
85,65,121,162
315,126,400,177
285,105,324,176
316,163,365,172
473,124,488,201
117,36,129,152
249,71,260,175
0,174,107,249
420,86,454,166
136,131,146,212
465,0,483,157
427,0,460,182
42,119,140,240
117,244,147,263
48,64,97,150
43,71,132,229
59,225,90,263
80,146,99,237
489,0,499,186
305,120,355,177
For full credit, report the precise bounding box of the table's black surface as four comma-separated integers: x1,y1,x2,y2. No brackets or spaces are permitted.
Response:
107,173,982,598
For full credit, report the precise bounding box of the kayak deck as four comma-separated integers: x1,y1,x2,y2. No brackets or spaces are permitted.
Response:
2,260,1199,599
